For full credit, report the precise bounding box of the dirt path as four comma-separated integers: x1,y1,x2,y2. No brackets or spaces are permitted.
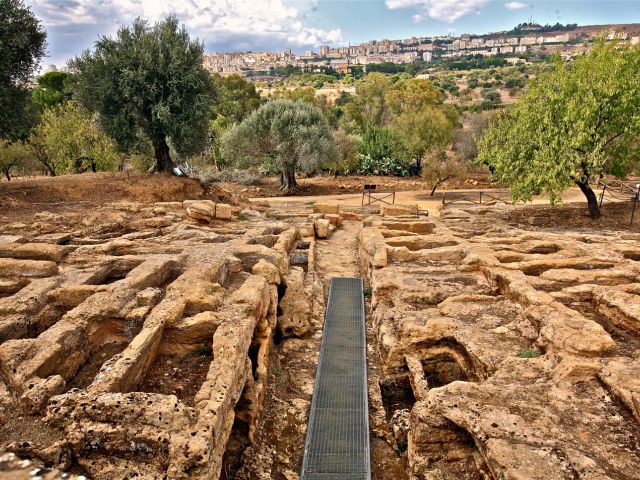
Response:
315,220,361,290
256,187,592,219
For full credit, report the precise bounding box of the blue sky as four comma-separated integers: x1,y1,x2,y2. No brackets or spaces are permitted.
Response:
27,0,640,68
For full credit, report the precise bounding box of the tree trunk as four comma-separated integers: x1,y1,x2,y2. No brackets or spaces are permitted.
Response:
152,137,177,174
282,169,298,195
278,171,286,191
430,177,449,196
575,179,601,219
3,169,10,181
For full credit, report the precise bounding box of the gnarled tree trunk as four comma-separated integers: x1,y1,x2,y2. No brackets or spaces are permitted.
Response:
281,169,298,195
430,176,450,196
151,136,177,174
575,179,601,219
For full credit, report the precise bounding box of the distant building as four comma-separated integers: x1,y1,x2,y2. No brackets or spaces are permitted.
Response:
319,45,330,56
422,52,433,62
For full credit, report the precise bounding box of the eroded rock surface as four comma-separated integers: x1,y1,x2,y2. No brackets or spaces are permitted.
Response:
0,198,335,479
360,205,640,480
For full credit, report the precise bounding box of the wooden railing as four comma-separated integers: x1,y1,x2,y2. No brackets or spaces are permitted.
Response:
597,179,640,225
442,190,512,206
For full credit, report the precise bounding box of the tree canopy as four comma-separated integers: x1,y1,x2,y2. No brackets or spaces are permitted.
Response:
211,74,261,125
221,99,337,194
31,102,120,175
70,16,214,173
0,0,46,139
32,71,74,110
477,38,640,218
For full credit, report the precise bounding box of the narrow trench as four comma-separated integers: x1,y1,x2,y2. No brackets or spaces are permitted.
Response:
228,219,408,479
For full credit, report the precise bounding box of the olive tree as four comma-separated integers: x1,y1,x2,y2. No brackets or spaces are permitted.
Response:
0,0,46,139
221,100,337,194
70,16,214,173
477,38,640,219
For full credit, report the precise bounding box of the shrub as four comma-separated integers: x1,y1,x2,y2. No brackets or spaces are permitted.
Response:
199,169,261,186
357,127,411,176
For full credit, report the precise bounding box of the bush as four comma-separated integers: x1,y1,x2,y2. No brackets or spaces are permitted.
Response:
129,154,154,173
357,154,411,176
199,169,262,186
323,130,361,175
357,127,411,176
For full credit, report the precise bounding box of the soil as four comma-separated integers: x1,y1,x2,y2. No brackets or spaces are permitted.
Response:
0,173,202,227
209,171,492,198
137,351,213,407
66,342,128,391
506,201,640,233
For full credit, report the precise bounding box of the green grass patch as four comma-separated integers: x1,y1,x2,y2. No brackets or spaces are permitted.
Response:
517,350,541,358
363,287,373,297
237,214,249,221
304,201,316,206
180,344,213,368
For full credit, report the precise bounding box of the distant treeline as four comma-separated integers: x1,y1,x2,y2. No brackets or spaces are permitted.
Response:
509,23,578,35
445,57,509,70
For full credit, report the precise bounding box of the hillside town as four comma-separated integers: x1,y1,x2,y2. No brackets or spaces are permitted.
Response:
201,23,640,75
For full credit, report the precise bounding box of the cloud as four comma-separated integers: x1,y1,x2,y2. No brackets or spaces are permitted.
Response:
27,0,342,66
385,0,490,23
504,1,528,9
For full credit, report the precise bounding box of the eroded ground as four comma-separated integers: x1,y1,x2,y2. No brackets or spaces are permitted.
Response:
1,174,639,480
359,203,640,479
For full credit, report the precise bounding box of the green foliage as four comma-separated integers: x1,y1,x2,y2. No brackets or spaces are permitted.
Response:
477,38,640,218
32,72,74,110
34,102,121,175
344,73,391,131
211,74,260,123
516,350,541,358
221,99,337,194
392,108,457,163
385,78,443,117
446,57,508,71
357,127,409,176
480,88,501,104
0,0,47,139
504,77,525,89
454,111,495,162
367,62,406,74
421,150,469,195
363,287,372,297
0,139,29,180
70,16,214,172
509,22,577,35
206,74,261,168
323,130,361,175
271,86,317,105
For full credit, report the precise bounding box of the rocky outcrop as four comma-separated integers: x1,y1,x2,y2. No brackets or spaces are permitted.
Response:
277,266,311,337
361,205,640,480
0,199,309,479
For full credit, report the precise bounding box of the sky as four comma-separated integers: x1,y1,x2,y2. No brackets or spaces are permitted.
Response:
28,0,640,68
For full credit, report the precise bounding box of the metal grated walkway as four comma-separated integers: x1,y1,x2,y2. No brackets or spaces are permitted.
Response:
301,277,371,480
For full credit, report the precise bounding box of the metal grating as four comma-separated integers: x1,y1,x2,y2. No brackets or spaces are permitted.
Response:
301,277,371,480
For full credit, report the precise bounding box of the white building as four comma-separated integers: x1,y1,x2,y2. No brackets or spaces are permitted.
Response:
422,52,433,62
